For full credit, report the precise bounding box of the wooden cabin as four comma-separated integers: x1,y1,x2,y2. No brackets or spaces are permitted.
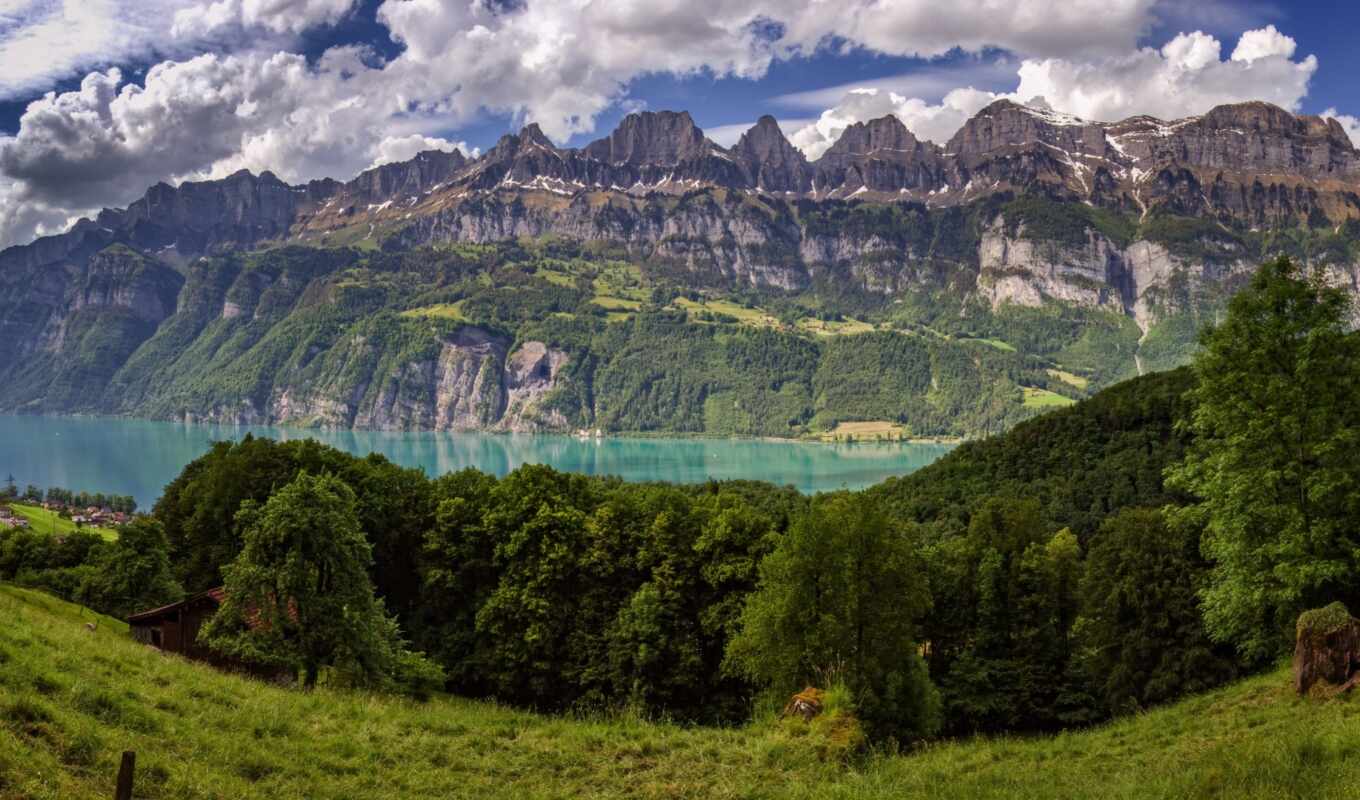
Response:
127,587,227,658
128,588,292,681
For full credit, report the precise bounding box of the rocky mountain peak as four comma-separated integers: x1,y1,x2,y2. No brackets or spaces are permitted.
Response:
349,148,469,200
583,110,709,166
1200,101,1301,134
736,116,791,156
9,98,1360,272
733,115,811,192
485,123,557,162
824,114,921,156
518,123,555,148
947,98,1109,163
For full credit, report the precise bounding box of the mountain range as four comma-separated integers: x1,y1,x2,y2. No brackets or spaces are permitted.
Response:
2,99,1358,437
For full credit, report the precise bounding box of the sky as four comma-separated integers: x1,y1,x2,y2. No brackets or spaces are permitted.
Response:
0,0,1357,251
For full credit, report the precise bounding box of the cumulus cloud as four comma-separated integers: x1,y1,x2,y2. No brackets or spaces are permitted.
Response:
0,48,438,247
1229,23,1295,62
369,134,478,168
789,27,1319,155
1014,28,1316,123
0,0,183,98
171,0,357,38
0,0,356,100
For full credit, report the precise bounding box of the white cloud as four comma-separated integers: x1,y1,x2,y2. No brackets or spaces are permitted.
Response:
1229,23,1295,62
171,0,356,38
788,27,1319,154
771,59,1017,112
0,0,183,99
369,134,478,168
0,0,356,100
1014,28,1316,123
771,0,1157,61
789,87,997,158
1161,30,1221,71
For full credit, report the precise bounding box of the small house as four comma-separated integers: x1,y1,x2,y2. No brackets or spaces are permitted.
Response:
127,588,228,657
128,588,290,680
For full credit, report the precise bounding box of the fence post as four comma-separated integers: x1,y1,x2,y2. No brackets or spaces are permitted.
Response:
115,750,135,800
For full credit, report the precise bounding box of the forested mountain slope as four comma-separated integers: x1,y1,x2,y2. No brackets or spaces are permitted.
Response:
3,100,1359,436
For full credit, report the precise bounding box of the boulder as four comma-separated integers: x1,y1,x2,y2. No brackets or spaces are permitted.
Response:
1293,602,1360,695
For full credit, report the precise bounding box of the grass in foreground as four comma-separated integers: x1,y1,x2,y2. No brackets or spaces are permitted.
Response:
4,504,115,540
3,584,1359,799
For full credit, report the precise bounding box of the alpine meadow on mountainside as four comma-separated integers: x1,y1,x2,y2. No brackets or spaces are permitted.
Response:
6,2,1360,798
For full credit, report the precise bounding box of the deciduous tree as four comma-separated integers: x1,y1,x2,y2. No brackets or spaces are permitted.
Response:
725,492,939,740
1168,257,1360,661
201,472,423,689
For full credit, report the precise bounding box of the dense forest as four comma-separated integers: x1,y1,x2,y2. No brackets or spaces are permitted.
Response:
3,257,1358,744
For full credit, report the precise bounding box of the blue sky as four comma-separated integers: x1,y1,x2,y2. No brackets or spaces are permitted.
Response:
0,0,1356,249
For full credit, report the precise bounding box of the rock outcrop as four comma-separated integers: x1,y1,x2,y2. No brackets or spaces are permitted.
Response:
1294,603,1360,696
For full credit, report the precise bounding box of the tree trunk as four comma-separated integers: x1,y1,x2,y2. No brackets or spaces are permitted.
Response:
1294,603,1360,695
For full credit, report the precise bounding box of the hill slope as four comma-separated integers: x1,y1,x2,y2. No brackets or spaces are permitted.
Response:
3,585,1358,799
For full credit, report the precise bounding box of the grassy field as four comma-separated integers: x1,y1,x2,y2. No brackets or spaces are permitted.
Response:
796,318,877,337
1022,387,1077,409
1046,368,1090,389
4,504,115,540
672,297,780,329
400,302,467,321
959,336,1017,352
3,584,1359,799
817,421,907,442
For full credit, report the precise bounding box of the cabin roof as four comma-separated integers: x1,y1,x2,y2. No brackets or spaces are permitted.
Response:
127,587,225,623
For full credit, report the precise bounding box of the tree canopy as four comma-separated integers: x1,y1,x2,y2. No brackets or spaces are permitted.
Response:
200,471,428,689
1168,257,1360,661
725,493,940,740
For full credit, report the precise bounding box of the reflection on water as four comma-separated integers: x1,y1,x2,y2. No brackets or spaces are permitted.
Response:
0,415,954,509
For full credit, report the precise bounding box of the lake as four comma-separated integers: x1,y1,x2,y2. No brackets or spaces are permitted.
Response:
0,415,954,509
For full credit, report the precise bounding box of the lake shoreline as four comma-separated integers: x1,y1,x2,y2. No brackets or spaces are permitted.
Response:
2,410,965,447
0,414,956,509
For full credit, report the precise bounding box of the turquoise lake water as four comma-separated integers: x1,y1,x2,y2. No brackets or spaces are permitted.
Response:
0,415,954,509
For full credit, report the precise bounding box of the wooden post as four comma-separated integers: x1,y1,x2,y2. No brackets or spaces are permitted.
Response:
115,750,135,800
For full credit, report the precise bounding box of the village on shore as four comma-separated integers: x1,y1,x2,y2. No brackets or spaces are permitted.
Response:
1,479,136,531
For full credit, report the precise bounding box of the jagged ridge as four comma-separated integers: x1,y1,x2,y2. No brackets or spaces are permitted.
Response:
3,99,1358,274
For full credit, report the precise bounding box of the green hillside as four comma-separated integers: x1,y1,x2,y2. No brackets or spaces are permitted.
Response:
4,504,116,541
3,585,1358,800
0,239,1121,439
